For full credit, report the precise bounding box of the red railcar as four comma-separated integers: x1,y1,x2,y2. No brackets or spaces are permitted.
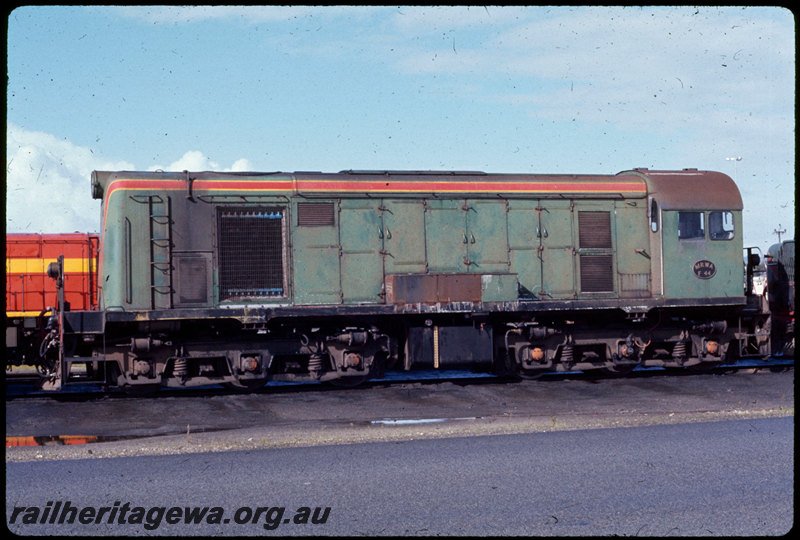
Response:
6,233,99,315
6,233,99,367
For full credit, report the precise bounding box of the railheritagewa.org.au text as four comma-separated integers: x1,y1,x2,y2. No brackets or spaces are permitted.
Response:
9,501,331,531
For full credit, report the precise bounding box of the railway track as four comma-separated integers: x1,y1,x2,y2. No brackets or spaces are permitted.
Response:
5,357,793,400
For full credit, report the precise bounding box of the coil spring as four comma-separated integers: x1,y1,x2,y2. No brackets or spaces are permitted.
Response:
560,345,574,364
672,341,687,359
173,357,189,378
308,354,323,374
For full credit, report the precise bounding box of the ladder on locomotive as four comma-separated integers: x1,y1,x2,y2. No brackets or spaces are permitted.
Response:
148,194,173,310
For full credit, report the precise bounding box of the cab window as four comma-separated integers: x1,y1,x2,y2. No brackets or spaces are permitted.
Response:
678,212,705,240
650,199,659,232
709,211,734,240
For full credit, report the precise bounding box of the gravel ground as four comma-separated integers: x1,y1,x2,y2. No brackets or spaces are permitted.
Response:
5,369,793,462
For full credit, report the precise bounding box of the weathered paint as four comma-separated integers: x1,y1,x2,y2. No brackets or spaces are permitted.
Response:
636,169,743,210
539,199,578,298
660,210,743,298
614,200,652,298
91,169,743,312
92,170,649,205
339,199,384,303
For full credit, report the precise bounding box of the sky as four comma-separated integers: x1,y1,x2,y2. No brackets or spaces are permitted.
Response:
6,5,795,251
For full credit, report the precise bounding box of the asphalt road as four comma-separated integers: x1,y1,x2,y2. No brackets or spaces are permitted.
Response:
6,416,793,536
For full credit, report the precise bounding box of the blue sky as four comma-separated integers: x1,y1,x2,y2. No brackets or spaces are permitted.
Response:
6,5,795,250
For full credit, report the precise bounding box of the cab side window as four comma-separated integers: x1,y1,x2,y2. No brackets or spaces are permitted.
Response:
650,199,659,232
678,212,705,240
709,211,734,240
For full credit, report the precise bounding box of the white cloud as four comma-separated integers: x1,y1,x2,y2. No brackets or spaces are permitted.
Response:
229,158,254,172
6,125,256,233
5,123,133,233
148,151,253,173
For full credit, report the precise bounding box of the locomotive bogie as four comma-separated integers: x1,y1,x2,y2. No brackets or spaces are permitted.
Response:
69,315,399,389
498,309,735,378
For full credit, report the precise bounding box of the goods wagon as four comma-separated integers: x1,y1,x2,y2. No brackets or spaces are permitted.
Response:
12,168,789,391
5,233,99,370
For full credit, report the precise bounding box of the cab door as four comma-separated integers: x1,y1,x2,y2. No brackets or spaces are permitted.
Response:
661,209,742,298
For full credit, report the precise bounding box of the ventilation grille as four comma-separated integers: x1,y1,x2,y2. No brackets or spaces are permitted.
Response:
578,211,612,248
620,273,650,293
218,207,285,300
297,202,335,226
580,255,614,292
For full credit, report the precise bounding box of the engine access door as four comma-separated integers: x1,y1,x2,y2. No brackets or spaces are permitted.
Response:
425,199,468,273
339,200,384,303
538,199,576,298
465,199,510,273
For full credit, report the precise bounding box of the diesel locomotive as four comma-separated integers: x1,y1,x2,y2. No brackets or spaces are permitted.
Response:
5,168,793,392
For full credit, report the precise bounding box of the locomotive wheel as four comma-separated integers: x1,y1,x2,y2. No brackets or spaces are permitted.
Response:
327,373,372,387
497,347,551,380
121,383,161,396
604,363,638,375
516,369,549,380
687,361,719,373
224,378,268,392
327,350,387,387
769,365,792,372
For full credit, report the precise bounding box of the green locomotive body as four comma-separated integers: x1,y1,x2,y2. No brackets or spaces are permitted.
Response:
44,168,768,391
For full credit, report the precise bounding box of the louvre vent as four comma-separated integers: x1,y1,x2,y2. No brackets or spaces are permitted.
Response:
620,273,650,293
580,254,614,292
578,211,612,248
297,202,335,226
218,207,285,300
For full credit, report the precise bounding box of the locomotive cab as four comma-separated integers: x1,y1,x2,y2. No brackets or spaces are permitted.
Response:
628,169,746,365
639,169,743,300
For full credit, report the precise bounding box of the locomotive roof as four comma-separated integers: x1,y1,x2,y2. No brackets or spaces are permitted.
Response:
91,168,741,209
630,168,743,210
